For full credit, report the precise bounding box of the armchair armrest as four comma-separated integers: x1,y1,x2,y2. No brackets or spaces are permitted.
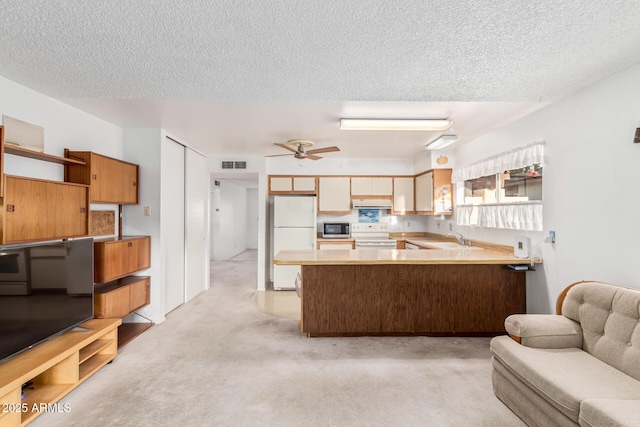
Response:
505,314,583,349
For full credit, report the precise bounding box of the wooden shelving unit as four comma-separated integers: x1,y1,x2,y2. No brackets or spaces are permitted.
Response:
0,319,120,427
94,276,153,348
4,145,86,165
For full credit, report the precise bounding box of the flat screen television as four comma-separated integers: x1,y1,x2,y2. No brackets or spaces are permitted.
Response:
0,238,94,364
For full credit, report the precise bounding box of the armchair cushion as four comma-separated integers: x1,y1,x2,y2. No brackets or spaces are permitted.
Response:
505,314,583,349
579,399,640,427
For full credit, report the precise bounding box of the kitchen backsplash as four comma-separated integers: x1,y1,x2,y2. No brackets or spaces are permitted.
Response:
317,211,430,232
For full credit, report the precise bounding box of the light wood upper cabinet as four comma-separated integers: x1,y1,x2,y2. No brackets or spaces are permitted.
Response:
415,171,433,212
318,176,351,213
392,176,414,214
65,151,139,204
415,169,453,215
268,175,317,194
1,176,89,244
351,177,393,196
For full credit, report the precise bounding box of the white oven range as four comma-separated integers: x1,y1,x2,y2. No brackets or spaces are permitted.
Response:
351,223,397,250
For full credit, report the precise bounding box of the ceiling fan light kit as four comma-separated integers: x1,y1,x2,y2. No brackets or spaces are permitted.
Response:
425,135,458,150
339,118,453,132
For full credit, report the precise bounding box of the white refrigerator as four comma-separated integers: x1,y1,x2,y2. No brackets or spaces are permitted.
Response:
273,195,317,290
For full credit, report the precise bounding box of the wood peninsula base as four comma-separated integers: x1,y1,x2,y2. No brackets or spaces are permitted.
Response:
300,264,526,337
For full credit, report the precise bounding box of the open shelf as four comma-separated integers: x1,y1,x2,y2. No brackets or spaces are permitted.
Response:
78,339,112,364
21,384,74,424
118,323,153,349
4,145,86,165
79,354,113,381
0,319,120,427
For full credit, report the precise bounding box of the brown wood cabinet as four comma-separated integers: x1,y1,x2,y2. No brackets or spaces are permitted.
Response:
94,236,151,283
95,276,150,318
65,151,139,204
0,175,89,244
0,319,120,427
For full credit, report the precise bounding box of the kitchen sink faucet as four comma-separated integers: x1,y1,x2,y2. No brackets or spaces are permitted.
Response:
446,232,467,246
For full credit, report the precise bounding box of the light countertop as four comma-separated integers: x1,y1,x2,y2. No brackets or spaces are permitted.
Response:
273,248,533,266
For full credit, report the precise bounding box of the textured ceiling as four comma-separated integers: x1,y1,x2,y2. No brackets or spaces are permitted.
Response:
2,1,640,158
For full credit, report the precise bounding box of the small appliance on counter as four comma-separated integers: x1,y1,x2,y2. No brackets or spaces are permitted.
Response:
322,222,350,239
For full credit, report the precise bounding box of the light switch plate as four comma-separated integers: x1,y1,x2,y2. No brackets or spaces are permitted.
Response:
513,235,531,258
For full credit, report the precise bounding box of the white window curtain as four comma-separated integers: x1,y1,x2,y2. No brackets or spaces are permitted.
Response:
451,141,546,183
457,201,543,231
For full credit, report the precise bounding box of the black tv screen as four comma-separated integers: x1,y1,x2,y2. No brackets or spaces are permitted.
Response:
0,238,94,364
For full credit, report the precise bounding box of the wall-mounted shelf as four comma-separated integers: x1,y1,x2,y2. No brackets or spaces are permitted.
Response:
4,145,86,165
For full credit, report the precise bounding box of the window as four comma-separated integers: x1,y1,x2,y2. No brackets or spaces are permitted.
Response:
464,164,542,205
452,142,545,231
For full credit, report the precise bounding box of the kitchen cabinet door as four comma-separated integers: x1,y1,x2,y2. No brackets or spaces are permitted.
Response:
269,176,293,192
414,169,453,215
293,176,316,192
351,177,392,196
392,177,414,214
318,177,351,213
415,171,434,212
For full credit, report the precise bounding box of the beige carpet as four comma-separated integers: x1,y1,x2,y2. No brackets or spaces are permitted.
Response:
31,250,524,427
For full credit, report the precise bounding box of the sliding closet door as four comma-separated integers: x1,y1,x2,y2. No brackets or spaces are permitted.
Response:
162,137,186,314
185,148,208,302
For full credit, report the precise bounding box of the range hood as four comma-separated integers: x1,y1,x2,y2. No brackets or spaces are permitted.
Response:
352,198,393,210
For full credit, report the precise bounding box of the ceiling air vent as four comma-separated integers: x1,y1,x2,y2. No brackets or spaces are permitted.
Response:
220,160,247,170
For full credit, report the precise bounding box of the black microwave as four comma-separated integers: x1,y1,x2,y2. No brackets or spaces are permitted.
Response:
322,222,350,239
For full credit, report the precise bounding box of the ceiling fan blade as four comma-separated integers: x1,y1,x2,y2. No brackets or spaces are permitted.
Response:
306,154,322,160
274,142,298,153
265,153,293,157
306,146,340,155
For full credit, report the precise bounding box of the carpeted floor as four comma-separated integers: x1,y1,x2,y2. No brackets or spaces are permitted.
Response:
31,250,524,427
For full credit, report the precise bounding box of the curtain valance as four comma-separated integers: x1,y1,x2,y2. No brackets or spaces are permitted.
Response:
456,201,543,231
451,141,545,183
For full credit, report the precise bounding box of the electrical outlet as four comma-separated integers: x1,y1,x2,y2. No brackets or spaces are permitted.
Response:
144,206,151,216
449,223,453,231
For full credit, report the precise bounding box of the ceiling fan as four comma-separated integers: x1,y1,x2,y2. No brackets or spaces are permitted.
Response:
267,139,340,160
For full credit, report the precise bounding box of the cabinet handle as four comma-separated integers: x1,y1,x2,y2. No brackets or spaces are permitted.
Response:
7,205,15,212
80,207,86,213
132,182,137,187
128,242,133,247
92,174,97,180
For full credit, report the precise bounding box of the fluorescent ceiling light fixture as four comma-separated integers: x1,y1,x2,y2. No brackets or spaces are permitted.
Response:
340,118,453,131
425,135,458,150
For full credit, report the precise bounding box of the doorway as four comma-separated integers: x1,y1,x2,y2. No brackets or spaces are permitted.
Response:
209,173,259,262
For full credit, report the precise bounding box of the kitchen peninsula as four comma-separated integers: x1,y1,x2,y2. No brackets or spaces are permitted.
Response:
274,245,534,337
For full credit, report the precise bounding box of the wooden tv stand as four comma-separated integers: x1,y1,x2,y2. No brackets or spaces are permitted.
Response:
0,319,121,426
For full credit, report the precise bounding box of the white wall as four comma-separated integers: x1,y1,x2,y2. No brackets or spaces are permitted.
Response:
440,63,640,314
246,188,259,249
0,75,121,187
266,157,414,175
122,129,166,324
213,179,249,260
